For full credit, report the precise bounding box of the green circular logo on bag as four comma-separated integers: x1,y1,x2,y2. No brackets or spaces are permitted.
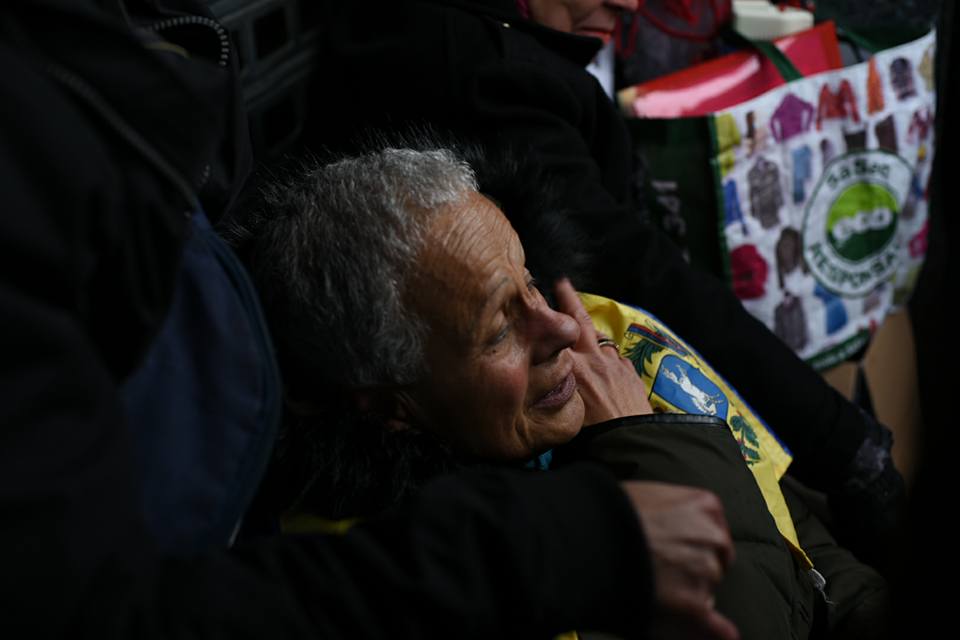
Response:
803,150,911,297
826,184,898,261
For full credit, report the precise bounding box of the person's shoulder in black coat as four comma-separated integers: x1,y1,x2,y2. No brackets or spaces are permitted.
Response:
0,2,656,637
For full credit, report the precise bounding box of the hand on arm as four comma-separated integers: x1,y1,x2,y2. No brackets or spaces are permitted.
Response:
619,481,740,640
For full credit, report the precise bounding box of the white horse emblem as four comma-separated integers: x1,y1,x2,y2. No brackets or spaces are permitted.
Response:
660,363,723,416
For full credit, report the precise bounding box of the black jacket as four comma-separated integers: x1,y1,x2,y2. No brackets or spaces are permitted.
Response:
0,1,653,637
304,0,895,529
555,415,820,640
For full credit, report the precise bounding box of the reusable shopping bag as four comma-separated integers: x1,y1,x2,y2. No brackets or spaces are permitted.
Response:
626,26,935,370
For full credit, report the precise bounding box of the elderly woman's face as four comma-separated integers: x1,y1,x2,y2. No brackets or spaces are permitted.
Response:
528,0,639,43
405,192,584,460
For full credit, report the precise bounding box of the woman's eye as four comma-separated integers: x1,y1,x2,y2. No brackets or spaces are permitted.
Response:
492,323,510,345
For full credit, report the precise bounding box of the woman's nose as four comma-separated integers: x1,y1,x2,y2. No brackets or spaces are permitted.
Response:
530,303,580,365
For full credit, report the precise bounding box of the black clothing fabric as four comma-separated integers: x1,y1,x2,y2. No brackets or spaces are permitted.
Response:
780,478,888,640
895,2,958,636
556,415,820,640
0,2,653,637
558,417,889,639
303,0,900,559
74,463,654,639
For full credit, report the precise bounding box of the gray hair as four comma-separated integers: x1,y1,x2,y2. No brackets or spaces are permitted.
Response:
236,146,477,395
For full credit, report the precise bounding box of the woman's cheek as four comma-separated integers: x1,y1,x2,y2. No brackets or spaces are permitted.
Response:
476,352,531,427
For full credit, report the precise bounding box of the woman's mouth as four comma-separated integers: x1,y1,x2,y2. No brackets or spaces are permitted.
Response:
575,27,614,44
533,371,577,410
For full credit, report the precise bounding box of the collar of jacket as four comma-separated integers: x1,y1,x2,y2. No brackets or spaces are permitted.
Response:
416,0,605,67
5,0,244,212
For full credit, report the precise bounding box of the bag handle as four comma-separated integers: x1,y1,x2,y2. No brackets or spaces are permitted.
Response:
833,26,901,65
720,19,898,84
720,25,804,82
834,26,883,55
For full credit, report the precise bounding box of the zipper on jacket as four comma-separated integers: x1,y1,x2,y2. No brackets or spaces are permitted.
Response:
808,567,833,605
148,14,231,68
146,13,230,191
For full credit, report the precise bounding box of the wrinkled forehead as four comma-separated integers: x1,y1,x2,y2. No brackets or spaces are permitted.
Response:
408,191,525,336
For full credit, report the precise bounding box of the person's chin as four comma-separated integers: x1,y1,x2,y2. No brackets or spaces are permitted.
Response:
565,391,586,435
539,391,586,448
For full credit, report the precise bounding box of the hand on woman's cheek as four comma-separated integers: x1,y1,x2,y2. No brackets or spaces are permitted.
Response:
554,279,653,425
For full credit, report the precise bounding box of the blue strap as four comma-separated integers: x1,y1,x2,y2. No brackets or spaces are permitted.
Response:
122,208,282,553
